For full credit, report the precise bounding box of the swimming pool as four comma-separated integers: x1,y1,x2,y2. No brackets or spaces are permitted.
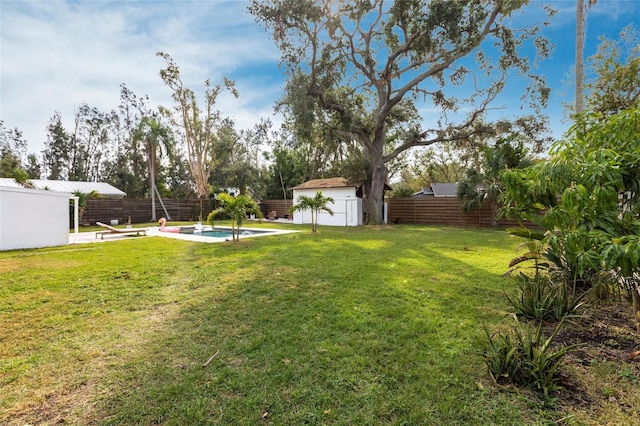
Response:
199,228,274,239
151,225,297,242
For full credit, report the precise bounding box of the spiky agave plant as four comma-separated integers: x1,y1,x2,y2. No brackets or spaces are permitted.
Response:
484,316,582,400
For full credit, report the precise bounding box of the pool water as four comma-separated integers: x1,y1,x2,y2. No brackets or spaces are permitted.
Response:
153,226,297,242
199,229,270,239
200,229,234,238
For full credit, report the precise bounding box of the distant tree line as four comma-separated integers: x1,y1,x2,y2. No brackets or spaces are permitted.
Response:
0,81,337,202
1,76,377,202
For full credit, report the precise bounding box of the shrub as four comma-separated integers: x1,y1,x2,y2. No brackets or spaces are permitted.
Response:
506,273,588,322
484,317,579,400
389,183,416,198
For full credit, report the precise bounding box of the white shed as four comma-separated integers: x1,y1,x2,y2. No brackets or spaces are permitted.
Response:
292,178,363,227
290,177,373,227
0,186,72,251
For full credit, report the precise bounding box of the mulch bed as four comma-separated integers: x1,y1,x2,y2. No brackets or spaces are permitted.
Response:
545,301,640,407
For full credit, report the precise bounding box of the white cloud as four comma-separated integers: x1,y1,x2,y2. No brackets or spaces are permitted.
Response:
1,0,283,152
1,0,638,157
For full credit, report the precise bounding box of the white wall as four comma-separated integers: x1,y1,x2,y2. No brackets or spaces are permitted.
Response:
292,187,363,227
0,186,71,251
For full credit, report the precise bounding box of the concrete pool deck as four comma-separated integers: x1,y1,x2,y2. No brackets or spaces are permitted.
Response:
69,225,298,244
68,230,148,244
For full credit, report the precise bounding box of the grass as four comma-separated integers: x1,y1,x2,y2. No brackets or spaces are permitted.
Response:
0,224,637,425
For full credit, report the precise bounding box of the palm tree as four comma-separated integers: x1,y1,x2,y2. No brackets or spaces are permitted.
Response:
289,190,335,233
575,0,586,114
575,0,597,114
457,140,532,226
207,193,262,242
12,167,34,189
133,116,172,221
72,190,99,225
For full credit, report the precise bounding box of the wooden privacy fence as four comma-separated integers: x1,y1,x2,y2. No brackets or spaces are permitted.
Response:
85,197,524,228
260,197,524,228
260,199,293,219
386,197,523,227
84,198,214,225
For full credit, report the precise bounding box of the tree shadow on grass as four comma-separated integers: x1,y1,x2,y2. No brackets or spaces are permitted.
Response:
92,227,542,425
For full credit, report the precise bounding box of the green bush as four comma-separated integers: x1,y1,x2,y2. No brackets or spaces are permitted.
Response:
484,317,579,400
388,182,416,198
506,273,588,322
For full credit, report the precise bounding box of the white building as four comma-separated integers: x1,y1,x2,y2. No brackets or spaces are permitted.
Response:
291,177,390,227
0,179,126,197
0,186,71,250
0,179,126,250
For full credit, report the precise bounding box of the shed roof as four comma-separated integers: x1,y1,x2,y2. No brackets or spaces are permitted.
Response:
291,177,359,190
0,179,126,197
291,177,392,191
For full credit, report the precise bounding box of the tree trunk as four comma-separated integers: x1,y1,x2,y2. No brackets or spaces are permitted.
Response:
490,202,499,227
279,170,287,200
575,0,585,114
632,286,640,334
364,154,388,225
149,158,157,222
312,209,317,232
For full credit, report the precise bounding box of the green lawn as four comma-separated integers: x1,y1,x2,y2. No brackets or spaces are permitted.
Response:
0,224,635,424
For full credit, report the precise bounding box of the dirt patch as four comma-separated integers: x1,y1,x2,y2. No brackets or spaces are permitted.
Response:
545,301,640,413
550,302,639,362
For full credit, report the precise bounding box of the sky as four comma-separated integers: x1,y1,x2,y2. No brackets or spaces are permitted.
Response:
1,0,639,156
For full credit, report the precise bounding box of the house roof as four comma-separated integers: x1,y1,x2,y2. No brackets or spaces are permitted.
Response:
0,178,126,197
431,182,458,197
291,177,392,191
412,182,458,197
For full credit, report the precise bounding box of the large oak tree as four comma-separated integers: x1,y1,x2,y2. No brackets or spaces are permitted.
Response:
250,0,553,224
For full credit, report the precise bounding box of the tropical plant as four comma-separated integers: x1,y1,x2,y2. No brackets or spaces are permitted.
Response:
457,123,540,226
207,193,262,242
484,317,580,400
289,190,334,233
506,273,588,322
133,116,173,221
71,190,99,225
506,227,599,290
501,107,640,331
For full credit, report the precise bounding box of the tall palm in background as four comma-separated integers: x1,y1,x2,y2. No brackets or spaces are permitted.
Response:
289,191,335,233
575,0,598,114
134,117,173,221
